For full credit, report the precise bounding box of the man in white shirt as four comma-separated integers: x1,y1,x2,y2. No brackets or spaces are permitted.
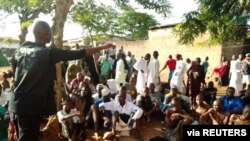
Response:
57,98,82,140
99,91,143,139
170,54,187,94
147,51,161,92
115,86,132,102
229,54,243,95
133,53,151,94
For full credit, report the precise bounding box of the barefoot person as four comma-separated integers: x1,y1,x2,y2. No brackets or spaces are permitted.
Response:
229,105,250,125
8,21,115,141
200,99,230,125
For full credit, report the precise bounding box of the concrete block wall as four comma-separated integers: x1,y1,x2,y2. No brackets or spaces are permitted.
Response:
111,32,223,82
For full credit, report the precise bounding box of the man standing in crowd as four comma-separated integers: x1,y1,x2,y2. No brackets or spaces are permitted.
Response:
160,55,176,84
170,54,187,94
147,51,161,92
8,21,115,141
133,53,151,94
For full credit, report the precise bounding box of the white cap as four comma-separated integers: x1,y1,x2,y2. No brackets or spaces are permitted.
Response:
101,88,111,97
84,76,91,81
96,84,104,90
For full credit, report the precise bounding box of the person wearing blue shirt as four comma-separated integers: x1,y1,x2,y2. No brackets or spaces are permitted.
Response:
220,87,243,114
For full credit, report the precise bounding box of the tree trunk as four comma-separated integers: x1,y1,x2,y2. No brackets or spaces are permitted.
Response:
18,26,28,45
51,0,73,111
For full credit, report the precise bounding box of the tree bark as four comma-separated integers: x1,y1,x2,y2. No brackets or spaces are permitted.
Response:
51,0,73,111
18,26,28,45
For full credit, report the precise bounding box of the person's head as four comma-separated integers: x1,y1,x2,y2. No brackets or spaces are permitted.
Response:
169,55,172,59
118,92,126,106
242,105,250,120
99,75,107,85
245,89,250,98
231,54,236,60
101,88,111,101
117,53,122,59
153,51,159,59
75,43,80,49
127,51,131,57
238,54,244,60
207,81,214,88
80,83,91,97
186,58,191,64
33,21,51,44
120,86,127,95
84,76,91,83
171,97,181,109
176,54,182,60
6,70,13,78
76,72,84,81
1,72,8,79
205,56,209,61
196,94,204,106
143,87,150,97
212,99,223,112
145,53,151,61
96,84,104,95
226,87,235,99
221,56,226,62
195,57,201,65
245,53,250,59
61,98,74,113
149,83,155,93
171,86,178,96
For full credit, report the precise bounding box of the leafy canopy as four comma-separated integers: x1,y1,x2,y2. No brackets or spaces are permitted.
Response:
173,0,250,45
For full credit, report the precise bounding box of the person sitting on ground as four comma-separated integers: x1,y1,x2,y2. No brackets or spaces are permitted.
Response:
136,87,157,123
149,83,163,109
228,105,250,125
115,86,132,102
239,89,250,107
65,60,84,85
69,72,84,94
125,76,138,101
0,72,10,92
163,86,190,112
99,76,119,97
99,91,143,140
220,87,243,114
86,88,114,140
200,81,217,106
83,76,96,94
192,94,210,124
57,98,83,141
200,99,230,125
92,84,104,103
164,97,194,141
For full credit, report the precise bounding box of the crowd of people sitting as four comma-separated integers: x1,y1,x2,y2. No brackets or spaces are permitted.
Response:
0,44,250,141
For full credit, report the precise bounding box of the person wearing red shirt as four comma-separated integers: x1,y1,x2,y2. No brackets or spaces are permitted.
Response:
160,55,176,83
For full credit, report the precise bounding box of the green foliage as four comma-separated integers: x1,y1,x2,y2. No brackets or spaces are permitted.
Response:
71,0,117,43
117,9,159,40
0,53,9,67
72,0,159,41
117,0,172,17
0,0,54,43
174,0,250,45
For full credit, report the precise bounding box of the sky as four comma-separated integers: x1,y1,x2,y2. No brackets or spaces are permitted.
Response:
0,0,197,41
